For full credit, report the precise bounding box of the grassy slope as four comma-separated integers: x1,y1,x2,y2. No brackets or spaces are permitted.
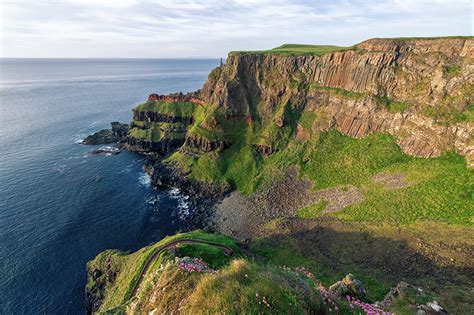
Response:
170,122,473,225
91,228,464,314
134,100,201,118
91,231,239,312
91,231,339,314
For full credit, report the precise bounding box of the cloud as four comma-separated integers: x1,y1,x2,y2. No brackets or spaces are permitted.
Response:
0,0,472,57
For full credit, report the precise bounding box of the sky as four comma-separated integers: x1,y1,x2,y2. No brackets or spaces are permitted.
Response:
0,0,472,58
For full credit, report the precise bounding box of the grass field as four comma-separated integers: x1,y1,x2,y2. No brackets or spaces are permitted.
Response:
233,44,352,56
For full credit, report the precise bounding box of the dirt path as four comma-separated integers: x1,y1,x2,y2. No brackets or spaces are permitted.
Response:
130,239,234,298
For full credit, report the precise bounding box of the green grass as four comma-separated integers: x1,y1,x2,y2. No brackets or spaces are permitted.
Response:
422,103,473,125
183,259,325,314
129,126,163,142
177,243,233,269
90,231,239,312
443,64,462,76
250,237,390,302
376,96,411,113
172,125,473,225
297,201,329,218
134,100,202,118
233,44,352,56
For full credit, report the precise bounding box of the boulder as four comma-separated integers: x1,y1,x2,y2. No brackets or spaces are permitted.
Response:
328,274,367,300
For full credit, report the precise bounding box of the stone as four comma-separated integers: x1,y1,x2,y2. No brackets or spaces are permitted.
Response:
328,274,367,300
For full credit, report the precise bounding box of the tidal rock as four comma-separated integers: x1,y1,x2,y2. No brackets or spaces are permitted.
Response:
83,122,129,145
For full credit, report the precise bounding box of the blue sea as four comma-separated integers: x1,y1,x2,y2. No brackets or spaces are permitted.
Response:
0,58,218,314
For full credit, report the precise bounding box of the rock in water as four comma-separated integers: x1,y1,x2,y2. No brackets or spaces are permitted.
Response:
83,122,129,145
328,274,367,299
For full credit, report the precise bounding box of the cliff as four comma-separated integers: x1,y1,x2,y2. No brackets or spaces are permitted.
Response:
86,37,474,315
200,37,473,162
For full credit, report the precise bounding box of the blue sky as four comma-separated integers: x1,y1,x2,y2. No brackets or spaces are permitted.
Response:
0,0,472,58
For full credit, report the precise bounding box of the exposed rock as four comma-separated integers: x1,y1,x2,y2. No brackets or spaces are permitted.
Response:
375,282,448,314
253,144,278,157
328,274,368,300
373,172,413,189
90,146,122,155
147,92,206,106
418,301,448,314
183,134,232,153
85,253,119,314
83,122,129,145
200,37,474,164
124,137,185,154
132,110,194,124
82,129,116,145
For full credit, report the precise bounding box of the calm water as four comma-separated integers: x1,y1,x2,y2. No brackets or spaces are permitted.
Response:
0,58,218,314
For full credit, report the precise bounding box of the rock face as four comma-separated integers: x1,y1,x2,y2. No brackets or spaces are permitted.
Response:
183,134,232,153
147,92,206,106
132,110,194,125
83,122,129,145
85,253,120,314
125,137,185,154
200,37,474,164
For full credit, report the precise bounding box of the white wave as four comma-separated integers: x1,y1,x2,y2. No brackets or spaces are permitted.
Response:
138,172,151,187
146,194,162,205
168,187,181,198
166,188,193,219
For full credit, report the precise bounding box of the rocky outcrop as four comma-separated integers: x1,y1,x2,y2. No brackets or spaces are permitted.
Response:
253,144,278,157
328,274,367,300
374,282,448,314
151,163,231,200
124,137,184,154
132,110,194,124
147,92,206,105
85,253,120,314
200,37,474,164
183,134,232,153
83,122,129,145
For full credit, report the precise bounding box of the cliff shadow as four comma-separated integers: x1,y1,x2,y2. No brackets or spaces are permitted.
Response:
250,218,474,313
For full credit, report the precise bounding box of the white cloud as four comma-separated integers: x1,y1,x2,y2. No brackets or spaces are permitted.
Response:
0,0,472,57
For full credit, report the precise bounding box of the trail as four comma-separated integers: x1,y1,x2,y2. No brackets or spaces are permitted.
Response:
130,239,234,298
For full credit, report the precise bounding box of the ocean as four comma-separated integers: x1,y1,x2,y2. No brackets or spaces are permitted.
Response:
0,58,218,314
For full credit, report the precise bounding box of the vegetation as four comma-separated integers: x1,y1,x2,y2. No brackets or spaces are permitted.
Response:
233,44,352,56
170,125,472,225
375,96,411,113
443,64,462,76
422,101,474,125
89,231,239,312
134,100,201,118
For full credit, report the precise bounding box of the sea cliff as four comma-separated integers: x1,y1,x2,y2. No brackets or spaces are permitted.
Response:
86,37,474,314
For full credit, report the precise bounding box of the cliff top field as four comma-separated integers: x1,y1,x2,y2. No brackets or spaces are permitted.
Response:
232,36,474,56
232,43,351,56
